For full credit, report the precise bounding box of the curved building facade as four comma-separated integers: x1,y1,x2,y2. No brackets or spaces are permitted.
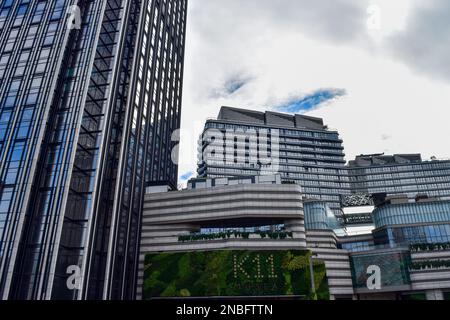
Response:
304,201,342,231
373,199,450,247
138,175,308,299
373,201,450,229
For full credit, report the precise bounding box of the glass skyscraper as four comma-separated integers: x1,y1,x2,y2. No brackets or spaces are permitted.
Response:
0,0,187,300
197,107,351,215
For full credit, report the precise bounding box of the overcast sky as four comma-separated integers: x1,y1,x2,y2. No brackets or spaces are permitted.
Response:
178,0,450,183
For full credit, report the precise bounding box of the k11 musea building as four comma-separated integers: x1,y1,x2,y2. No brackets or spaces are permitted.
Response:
139,174,450,300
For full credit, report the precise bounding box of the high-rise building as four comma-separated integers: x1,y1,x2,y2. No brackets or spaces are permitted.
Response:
348,154,450,200
0,0,187,300
197,106,351,215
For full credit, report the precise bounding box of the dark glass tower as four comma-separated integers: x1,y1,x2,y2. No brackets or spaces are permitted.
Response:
198,107,351,215
0,0,187,300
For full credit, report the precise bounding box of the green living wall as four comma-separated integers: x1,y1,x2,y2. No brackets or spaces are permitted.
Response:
143,250,329,300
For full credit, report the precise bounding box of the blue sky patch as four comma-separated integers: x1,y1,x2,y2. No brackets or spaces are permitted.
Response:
210,74,252,98
277,88,346,113
180,171,194,181
223,77,248,95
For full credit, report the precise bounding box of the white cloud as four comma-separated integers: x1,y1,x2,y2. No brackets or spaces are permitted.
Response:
387,0,450,83
179,0,450,181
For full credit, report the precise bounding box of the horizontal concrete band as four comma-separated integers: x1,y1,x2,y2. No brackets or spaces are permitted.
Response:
145,184,303,202
144,204,303,219
144,192,303,209
411,270,450,282
140,241,308,253
143,208,304,224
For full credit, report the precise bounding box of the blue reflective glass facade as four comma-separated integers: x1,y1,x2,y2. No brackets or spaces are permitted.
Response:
339,241,371,252
0,0,187,300
373,201,450,228
373,200,450,247
374,224,450,246
303,201,341,231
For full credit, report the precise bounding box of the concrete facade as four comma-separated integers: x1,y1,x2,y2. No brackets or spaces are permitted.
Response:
137,175,307,299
